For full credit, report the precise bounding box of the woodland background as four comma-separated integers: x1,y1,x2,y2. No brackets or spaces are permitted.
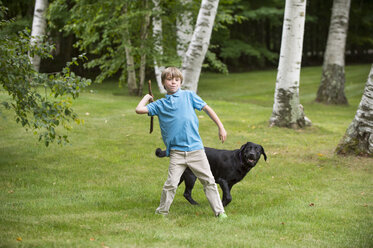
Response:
2,0,372,78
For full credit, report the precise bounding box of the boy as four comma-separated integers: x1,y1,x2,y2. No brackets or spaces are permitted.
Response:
135,67,227,219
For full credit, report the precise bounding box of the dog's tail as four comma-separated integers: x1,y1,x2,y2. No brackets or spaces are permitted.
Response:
155,148,184,185
155,148,167,158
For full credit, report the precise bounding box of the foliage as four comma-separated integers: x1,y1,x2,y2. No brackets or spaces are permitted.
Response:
0,7,91,146
0,0,32,37
211,0,283,70
204,49,228,75
348,0,373,51
48,0,159,87
2,0,372,78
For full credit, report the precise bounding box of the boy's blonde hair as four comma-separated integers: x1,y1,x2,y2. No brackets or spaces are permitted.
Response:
161,67,183,84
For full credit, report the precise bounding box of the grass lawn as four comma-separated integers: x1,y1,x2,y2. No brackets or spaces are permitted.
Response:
0,64,372,247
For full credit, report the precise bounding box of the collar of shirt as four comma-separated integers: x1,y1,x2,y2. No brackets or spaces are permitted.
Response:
165,89,181,99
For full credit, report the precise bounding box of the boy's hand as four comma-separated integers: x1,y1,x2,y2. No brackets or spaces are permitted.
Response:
202,105,227,143
219,127,227,143
145,94,154,102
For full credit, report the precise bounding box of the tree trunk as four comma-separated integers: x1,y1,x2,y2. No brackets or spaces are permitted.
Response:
124,38,138,95
65,34,73,62
181,0,219,93
176,0,193,59
152,0,166,94
315,0,351,105
30,0,48,72
123,6,138,95
138,0,151,96
269,0,308,129
336,64,373,156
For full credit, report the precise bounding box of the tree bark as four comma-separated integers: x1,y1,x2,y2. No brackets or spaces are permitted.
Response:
336,64,373,156
123,6,138,95
269,0,308,128
152,0,166,94
181,0,219,93
176,0,193,59
315,0,351,105
124,36,138,95
138,0,151,96
30,0,48,72
65,34,73,62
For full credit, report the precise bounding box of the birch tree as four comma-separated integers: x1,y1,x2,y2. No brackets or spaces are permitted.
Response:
176,0,193,59
182,0,219,92
269,0,308,128
123,6,138,95
138,0,151,96
336,65,373,156
152,0,166,94
29,0,48,72
315,0,351,105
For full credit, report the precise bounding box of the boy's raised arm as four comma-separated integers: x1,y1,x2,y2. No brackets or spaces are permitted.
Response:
135,94,153,114
203,105,227,143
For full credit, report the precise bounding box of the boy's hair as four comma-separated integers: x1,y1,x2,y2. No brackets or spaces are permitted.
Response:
161,67,183,84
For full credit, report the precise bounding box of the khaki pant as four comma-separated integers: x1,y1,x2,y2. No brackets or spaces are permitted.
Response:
155,149,225,216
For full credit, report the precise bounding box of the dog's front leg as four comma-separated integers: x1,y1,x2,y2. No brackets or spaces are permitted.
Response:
216,178,232,206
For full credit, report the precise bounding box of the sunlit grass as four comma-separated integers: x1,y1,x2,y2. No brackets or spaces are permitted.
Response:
0,64,372,247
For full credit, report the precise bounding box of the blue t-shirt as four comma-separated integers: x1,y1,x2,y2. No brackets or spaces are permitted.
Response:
147,89,207,156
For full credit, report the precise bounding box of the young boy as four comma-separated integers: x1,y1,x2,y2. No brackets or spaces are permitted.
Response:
135,67,227,219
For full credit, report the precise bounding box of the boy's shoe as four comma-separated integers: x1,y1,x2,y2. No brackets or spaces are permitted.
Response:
155,212,169,221
218,213,228,220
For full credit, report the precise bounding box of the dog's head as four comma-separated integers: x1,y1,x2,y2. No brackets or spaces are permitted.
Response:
239,142,267,167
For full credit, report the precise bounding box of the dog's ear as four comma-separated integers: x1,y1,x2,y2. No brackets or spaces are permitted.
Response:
239,143,248,154
261,146,267,161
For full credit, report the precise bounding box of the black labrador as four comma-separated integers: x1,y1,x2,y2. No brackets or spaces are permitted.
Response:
155,142,267,206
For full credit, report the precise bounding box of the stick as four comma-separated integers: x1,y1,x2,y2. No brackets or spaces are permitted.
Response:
148,80,154,134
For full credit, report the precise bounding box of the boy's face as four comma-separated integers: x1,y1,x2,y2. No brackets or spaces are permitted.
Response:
163,75,181,94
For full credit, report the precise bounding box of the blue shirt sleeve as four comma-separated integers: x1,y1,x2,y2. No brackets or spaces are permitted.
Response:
191,91,207,111
147,101,159,116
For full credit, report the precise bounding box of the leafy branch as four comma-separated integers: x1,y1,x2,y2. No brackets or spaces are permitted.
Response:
0,11,91,146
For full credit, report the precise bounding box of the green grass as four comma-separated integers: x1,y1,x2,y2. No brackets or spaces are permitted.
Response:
0,64,372,247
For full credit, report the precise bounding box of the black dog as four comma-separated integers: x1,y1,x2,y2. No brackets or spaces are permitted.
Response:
155,142,267,206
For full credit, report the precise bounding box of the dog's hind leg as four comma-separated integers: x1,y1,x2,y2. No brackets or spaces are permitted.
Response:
182,169,199,205
183,181,198,205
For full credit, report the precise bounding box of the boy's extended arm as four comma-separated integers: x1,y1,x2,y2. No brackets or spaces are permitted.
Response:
135,94,153,114
203,105,227,143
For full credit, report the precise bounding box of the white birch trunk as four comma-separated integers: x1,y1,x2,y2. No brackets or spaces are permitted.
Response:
152,0,166,94
316,0,351,104
125,44,138,95
269,0,308,128
336,64,373,156
181,0,219,93
124,37,138,95
30,0,48,72
176,0,193,59
139,0,151,96
122,6,138,95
